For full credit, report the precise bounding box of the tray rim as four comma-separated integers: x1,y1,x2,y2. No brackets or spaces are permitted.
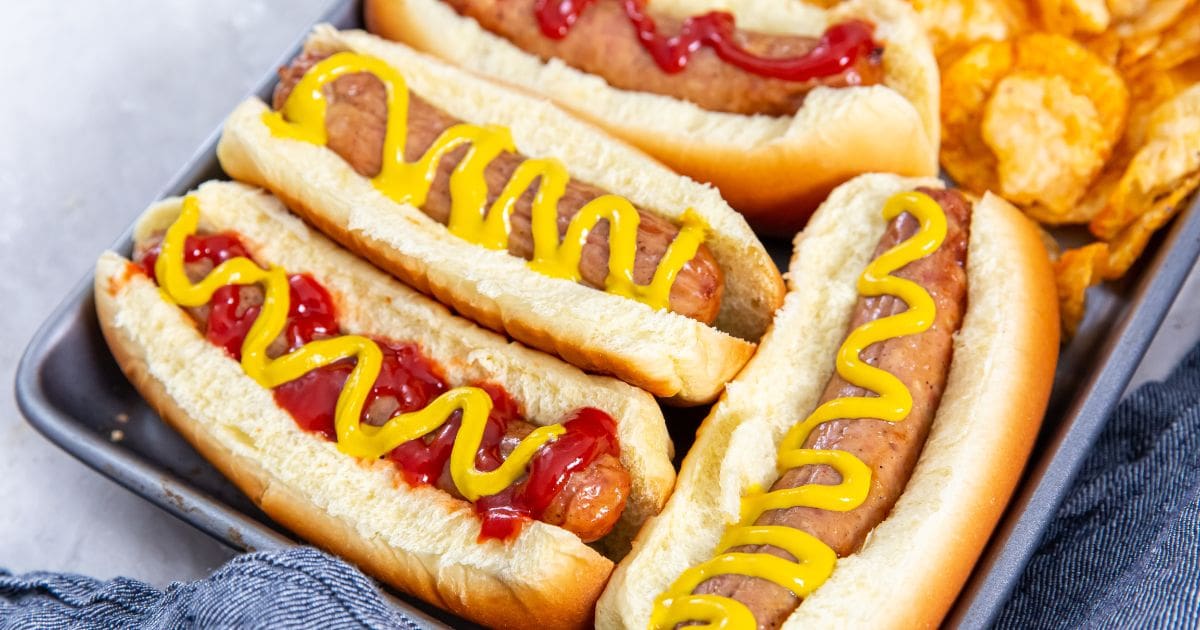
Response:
946,193,1200,627
14,0,1200,626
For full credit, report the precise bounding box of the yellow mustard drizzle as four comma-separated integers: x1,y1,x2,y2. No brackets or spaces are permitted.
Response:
649,191,948,629
155,195,565,502
262,52,707,311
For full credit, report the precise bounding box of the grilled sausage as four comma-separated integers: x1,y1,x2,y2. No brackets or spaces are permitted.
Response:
688,188,971,629
275,51,725,325
440,0,884,116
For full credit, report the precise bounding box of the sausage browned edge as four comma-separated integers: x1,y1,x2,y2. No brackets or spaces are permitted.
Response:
94,181,675,630
217,26,785,406
365,0,941,235
596,174,1060,629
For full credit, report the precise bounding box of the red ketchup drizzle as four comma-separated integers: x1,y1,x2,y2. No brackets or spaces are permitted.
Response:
136,232,621,540
473,406,621,540
534,0,877,81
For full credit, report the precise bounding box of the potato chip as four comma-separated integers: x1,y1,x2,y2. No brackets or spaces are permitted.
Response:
941,34,1129,221
940,39,1014,195
1068,69,1175,222
1087,0,1197,71
1104,0,1152,21
1055,242,1109,337
1110,0,1193,40
1013,34,1129,142
1032,0,1111,34
934,1,1200,333
1073,158,1130,224
1170,57,1200,88
1102,172,1200,278
1092,84,1200,238
1135,8,1200,74
953,34,1129,221
983,73,1109,218
912,0,1030,60
1121,71,1187,150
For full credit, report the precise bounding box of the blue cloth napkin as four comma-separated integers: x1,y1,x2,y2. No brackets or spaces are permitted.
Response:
0,547,421,629
997,341,1200,628
5,342,1200,628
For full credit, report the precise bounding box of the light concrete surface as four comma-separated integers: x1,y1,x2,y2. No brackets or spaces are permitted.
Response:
2,0,331,585
1,0,1198,592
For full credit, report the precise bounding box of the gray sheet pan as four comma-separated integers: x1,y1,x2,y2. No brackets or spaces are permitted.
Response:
15,0,1200,626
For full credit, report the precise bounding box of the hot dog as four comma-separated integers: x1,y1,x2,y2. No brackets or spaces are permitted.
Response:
218,26,785,405
364,0,941,233
436,0,884,116
688,186,969,627
272,49,725,325
597,174,1059,629
95,181,676,629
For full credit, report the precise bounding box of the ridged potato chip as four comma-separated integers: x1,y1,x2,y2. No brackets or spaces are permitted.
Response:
932,1,1198,335
1092,84,1200,239
941,40,1013,196
1055,242,1109,337
1102,172,1200,278
912,0,1029,60
1011,34,1128,143
1111,0,1193,40
983,73,1108,218
1104,0,1151,21
1134,8,1200,76
1087,0,1197,71
1033,0,1111,34
943,34,1128,222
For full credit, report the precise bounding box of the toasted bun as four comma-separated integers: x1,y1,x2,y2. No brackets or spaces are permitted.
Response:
595,174,1060,628
218,26,783,405
94,181,675,629
366,0,940,234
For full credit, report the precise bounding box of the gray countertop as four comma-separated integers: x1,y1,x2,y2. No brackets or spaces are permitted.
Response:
2,0,1198,590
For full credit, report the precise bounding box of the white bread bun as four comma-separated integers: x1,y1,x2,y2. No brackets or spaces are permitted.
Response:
94,181,675,629
596,174,1060,628
217,26,785,405
365,0,940,235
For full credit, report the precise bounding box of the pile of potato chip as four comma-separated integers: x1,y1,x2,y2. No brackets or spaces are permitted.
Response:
912,0,1200,336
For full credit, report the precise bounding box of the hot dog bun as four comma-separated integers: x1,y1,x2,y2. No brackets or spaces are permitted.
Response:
95,181,675,629
365,0,940,235
217,26,784,405
596,174,1059,628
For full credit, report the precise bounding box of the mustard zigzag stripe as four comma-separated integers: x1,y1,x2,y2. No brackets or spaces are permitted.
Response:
650,191,948,628
155,196,564,501
262,51,706,312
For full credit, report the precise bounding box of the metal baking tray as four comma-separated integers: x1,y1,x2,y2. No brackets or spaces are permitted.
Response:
15,0,1200,626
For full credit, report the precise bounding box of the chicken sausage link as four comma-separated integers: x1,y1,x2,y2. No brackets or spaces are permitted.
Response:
275,50,725,325
689,188,971,629
440,0,884,116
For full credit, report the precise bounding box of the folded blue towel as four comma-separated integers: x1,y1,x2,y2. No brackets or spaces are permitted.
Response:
5,341,1200,628
997,341,1200,628
0,547,420,629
